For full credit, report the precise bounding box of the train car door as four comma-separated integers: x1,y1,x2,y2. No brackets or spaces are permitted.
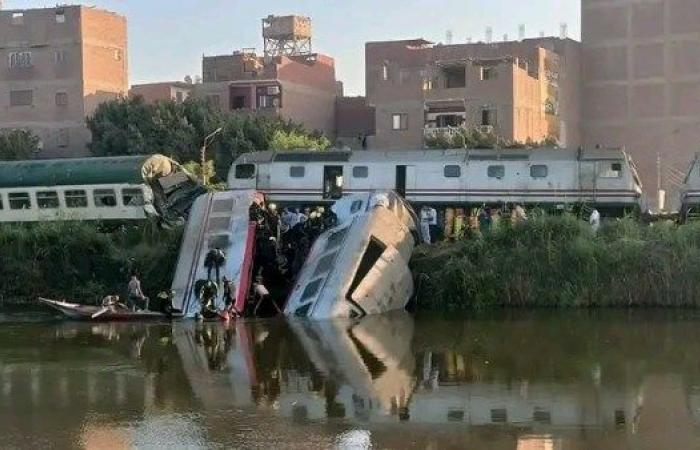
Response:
579,160,598,202
323,165,344,199
395,165,416,198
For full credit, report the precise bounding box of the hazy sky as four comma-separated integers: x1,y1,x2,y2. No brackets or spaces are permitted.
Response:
6,0,581,95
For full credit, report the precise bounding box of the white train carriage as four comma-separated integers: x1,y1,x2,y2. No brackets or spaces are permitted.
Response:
681,154,700,221
229,147,644,214
0,156,153,223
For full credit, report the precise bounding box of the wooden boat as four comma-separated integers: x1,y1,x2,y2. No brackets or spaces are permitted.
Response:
39,298,168,321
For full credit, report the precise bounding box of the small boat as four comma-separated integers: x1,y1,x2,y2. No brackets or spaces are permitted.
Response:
39,298,168,321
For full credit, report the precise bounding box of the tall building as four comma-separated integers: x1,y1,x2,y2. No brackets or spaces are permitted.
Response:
0,5,127,158
195,15,337,138
582,0,700,208
365,38,582,150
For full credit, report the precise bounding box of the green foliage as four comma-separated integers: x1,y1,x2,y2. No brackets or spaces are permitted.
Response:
0,129,41,161
0,222,182,305
269,129,331,151
412,216,700,310
87,96,329,181
424,127,559,150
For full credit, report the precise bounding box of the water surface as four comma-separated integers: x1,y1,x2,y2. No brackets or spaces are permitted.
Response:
1,310,700,449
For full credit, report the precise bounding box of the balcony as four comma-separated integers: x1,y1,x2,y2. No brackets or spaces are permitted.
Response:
423,126,466,140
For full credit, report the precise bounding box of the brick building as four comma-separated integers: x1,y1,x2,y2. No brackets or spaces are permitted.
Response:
130,81,193,104
581,0,700,208
365,38,582,150
0,5,127,158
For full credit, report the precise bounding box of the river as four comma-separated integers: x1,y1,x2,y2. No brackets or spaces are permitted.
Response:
1,310,700,449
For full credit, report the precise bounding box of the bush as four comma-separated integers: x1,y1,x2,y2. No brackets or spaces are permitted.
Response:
412,216,700,310
0,222,182,305
0,129,41,161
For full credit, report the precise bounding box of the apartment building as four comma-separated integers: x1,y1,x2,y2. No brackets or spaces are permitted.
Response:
130,81,193,104
581,0,700,208
0,5,127,158
365,38,582,150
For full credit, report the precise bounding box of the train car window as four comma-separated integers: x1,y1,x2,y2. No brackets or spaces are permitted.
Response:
600,162,623,178
351,200,364,213
122,188,145,206
235,164,256,179
0,195,3,210
352,166,369,178
9,193,31,210
444,165,461,178
65,190,88,208
487,165,505,179
37,191,59,209
290,166,305,178
530,165,548,178
94,189,117,208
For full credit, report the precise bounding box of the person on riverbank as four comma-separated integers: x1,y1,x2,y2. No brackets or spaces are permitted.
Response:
127,273,149,311
511,203,528,224
478,207,492,233
590,208,601,233
420,206,437,244
222,277,236,311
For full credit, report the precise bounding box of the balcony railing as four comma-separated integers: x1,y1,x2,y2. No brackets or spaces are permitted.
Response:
423,126,466,139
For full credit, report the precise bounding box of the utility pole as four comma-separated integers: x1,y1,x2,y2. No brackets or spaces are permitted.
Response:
200,127,223,186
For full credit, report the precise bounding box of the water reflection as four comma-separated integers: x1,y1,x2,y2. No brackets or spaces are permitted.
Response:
2,311,700,448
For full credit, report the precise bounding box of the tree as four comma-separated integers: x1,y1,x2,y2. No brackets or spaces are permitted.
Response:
0,129,41,161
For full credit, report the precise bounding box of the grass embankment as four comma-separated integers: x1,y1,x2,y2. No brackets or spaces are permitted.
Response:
0,221,182,306
412,215,700,310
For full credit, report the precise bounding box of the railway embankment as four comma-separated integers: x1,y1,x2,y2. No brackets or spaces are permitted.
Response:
412,214,700,310
0,222,181,306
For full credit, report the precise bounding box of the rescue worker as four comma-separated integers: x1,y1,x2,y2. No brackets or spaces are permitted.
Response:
200,280,218,313
204,248,226,283
420,205,438,244
478,207,493,233
222,277,236,311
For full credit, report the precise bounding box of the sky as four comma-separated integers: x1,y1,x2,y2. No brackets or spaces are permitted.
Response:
5,0,581,96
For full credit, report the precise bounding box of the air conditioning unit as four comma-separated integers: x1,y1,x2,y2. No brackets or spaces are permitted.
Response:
267,85,280,95
478,125,494,134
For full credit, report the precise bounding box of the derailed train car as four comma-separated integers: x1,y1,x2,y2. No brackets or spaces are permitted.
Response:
680,155,700,221
229,147,644,215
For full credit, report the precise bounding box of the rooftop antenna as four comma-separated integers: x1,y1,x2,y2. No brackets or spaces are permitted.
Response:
560,22,568,39
446,30,453,45
518,24,526,41
485,26,493,44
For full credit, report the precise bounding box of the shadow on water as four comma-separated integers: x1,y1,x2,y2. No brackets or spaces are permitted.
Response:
2,309,700,448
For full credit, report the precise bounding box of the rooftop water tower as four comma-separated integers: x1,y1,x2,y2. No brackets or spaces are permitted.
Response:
262,15,313,58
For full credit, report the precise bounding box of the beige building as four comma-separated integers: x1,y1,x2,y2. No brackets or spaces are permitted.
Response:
0,5,127,158
365,38,582,150
582,0,700,209
130,81,193,104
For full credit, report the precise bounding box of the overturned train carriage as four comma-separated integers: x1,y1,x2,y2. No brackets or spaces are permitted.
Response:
229,147,644,215
284,191,419,320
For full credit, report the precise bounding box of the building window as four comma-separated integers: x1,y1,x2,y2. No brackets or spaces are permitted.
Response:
443,66,466,88
55,92,68,107
175,91,183,103
491,408,508,423
444,165,461,178
488,165,505,179
232,96,246,109
481,109,497,126
392,113,408,130
382,63,389,81
57,129,69,148
8,52,32,68
37,191,59,209
481,67,497,80
11,12,24,25
94,189,117,208
65,190,88,208
10,90,33,107
113,49,122,61
55,10,66,23
352,166,369,178
54,50,67,64
290,166,305,178
600,162,623,178
530,165,548,178
122,188,145,206
9,193,31,210
234,164,256,179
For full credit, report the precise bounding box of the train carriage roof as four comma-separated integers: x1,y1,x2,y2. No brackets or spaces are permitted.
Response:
232,147,629,165
0,155,151,188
